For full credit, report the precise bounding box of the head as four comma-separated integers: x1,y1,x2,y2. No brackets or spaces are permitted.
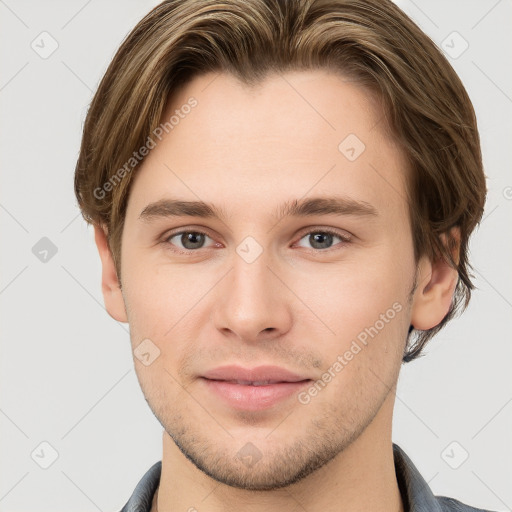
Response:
75,0,486,490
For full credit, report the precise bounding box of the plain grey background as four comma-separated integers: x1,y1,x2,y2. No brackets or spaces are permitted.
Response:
0,0,511,510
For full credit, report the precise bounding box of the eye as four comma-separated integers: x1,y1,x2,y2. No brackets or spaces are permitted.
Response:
164,230,216,253
162,227,352,255
295,229,352,251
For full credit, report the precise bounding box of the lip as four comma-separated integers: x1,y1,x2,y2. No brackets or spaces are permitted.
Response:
202,364,310,383
200,365,312,411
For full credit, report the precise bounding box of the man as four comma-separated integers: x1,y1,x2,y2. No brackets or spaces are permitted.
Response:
74,0,492,511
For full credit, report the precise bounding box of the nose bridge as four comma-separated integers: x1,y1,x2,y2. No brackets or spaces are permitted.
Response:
230,240,278,311
212,237,292,340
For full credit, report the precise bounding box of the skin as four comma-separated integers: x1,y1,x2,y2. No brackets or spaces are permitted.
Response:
94,70,459,512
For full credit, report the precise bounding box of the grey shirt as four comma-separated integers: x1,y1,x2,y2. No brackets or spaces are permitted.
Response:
120,443,495,512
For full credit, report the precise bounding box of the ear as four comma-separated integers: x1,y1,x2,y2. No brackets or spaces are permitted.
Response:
93,224,128,323
410,227,460,331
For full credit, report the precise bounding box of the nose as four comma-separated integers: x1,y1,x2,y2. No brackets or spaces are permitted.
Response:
211,248,293,343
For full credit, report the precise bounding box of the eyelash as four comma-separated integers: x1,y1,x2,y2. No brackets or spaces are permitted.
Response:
161,227,352,256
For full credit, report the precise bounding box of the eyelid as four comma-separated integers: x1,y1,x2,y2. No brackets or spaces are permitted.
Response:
161,227,218,251
294,226,353,243
161,225,353,254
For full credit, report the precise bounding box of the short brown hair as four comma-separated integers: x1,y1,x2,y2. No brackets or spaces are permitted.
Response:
74,0,486,362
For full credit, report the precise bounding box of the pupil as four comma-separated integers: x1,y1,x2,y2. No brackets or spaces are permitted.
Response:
179,232,334,251
182,232,204,249
311,232,332,249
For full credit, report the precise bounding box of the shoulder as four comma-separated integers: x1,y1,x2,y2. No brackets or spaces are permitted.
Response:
119,461,161,512
392,443,498,512
436,495,498,512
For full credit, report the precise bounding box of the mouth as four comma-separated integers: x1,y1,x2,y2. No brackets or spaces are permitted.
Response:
210,379,307,386
199,366,313,411
201,364,311,383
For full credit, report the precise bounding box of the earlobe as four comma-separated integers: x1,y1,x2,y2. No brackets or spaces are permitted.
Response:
410,228,460,331
93,224,128,323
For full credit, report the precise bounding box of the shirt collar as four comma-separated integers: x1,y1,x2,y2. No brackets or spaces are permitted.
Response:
120,459,161,512
393,443,444,512
120,443,443,512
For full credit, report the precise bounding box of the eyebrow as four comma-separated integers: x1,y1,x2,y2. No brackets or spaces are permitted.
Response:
139,196,378,222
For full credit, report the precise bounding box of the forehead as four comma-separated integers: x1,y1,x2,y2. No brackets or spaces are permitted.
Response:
127,69,409,223
161,69,390,153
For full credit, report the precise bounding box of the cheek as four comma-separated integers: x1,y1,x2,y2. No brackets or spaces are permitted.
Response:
296,251,409,336
121,256,213,372
123,267,193,401
291,249,412,387
121,242,189,329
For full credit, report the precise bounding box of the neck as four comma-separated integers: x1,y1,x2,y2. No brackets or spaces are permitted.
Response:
152,392,403,512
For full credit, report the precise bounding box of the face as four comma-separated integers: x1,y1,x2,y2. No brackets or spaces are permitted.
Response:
97,69,453,491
